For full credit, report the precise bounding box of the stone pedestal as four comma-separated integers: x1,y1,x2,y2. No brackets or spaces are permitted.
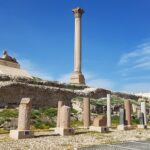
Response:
90,115,108,133
89,126,109,133
93,115,107,127
83,97,90,128
137,112,147,129
70,7,85,85
55,128,74,136
117,108,127,130
70,72,85,85
141,102,147,126
9,98,33,139
9,130,34,140
107,94,111,127
55,105,74,136
117,125,128,131
56,101,64,127
124,100,131,126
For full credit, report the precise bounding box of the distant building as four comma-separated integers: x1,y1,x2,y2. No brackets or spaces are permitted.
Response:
0,51,32,78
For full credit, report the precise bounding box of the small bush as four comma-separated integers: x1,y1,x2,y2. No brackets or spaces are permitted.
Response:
112,115,119,125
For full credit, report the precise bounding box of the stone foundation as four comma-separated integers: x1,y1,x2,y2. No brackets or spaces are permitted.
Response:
9,130,34,140
70,72,85,85
117,125,128,131
55,128,74,136
137,124,147,129
89,126,109,133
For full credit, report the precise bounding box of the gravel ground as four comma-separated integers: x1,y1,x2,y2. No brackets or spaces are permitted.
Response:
0,128,150,150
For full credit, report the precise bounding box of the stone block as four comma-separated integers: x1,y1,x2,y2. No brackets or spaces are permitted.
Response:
9,130,34,140
117,125,128,131
93,115,107,127
89,126,109,133
137,124,147,129
70,72,85,85
55,127,74,136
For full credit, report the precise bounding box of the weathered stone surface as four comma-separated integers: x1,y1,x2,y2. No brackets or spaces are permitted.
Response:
89,126,109,133
119,108,125,125
18,98,32,130
56,101,64,127
113,92,141,101
139,112,144,125
70,7,85,85
83,97,90,128
93,115,107,127
60,105,71,128
9,98,33,139
0,75,140,108
141,102,147,126
55,105,74,136
124,100,131,126
0,75,111,108
107,94,111,127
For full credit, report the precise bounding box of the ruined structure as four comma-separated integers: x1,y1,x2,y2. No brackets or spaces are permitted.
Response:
0,51,31,78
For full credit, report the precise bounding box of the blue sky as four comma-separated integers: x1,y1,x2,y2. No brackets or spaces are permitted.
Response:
0,0,150,92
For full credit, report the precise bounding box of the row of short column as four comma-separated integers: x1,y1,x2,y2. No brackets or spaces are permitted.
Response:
118,100,147,130
9,95,148,139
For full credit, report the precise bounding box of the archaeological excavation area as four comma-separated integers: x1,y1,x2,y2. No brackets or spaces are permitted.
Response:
0,6,150,150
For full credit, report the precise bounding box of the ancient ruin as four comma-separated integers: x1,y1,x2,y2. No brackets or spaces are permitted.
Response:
107,94,111,127
70,7,85,85
0,51,32,78
124,99,131,127
9,98,33,139
55,105,74,136
83,97,90,128
90,115,109,133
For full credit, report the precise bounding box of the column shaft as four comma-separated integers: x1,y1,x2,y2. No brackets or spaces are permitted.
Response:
107,94,111,127
83,97,90,128
56,101,64,127
141,102,147,125
74,17,81,72
124,100,131,126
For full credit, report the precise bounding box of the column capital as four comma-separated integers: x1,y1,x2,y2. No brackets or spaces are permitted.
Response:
72,7,84,18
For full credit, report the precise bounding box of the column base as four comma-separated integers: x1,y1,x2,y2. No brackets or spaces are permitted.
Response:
117,125,128,131
9,130,34,140
137,124,147,129
89,126,109,133
70,72,85,85
55,127,75,136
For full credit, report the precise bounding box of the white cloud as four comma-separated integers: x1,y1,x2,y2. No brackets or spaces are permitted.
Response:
121,83,150,93
119,41,150,70
58,72,71,83
19,59,53,80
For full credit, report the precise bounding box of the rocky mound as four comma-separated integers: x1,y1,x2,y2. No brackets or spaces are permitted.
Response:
0,75,140,108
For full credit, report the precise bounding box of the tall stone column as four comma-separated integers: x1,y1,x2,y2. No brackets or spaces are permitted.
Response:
83,97,90,128
141,101,147,126
56,101,64,127
70,7,85,85
124,99,131,126
107,94,111,127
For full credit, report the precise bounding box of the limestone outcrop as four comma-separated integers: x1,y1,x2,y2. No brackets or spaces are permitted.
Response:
0,75,140,108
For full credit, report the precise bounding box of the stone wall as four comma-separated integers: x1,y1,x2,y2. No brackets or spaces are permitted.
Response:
0,75,140,108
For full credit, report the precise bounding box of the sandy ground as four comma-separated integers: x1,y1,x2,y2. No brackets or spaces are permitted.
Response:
0,128,150,150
